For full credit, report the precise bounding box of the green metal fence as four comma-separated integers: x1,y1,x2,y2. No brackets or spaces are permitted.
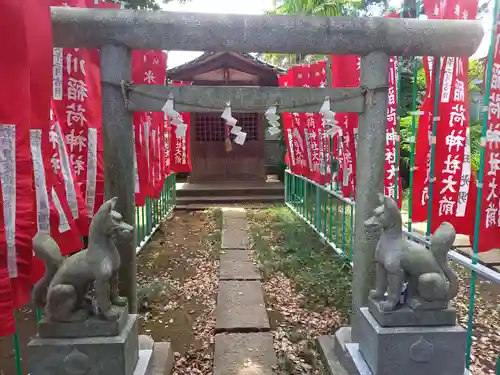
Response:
7,173,176,375
135,173,177,254
284,169,500,374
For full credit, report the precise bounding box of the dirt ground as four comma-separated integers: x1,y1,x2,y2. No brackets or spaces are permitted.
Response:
0,209,219,375
248,205,500,375
136,209,219,374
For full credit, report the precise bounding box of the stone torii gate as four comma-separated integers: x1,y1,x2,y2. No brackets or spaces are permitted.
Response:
51,4,481,357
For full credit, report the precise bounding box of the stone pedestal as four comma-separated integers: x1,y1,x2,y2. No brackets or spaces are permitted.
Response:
28,312,175,375
346,308,467,375
28,314,139,375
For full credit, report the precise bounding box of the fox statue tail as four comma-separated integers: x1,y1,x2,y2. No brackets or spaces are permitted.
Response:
430,222,458,300
31,232,64,309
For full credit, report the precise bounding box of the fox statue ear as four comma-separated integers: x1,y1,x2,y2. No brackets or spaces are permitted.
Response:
377,193,385,205
108,197,118,211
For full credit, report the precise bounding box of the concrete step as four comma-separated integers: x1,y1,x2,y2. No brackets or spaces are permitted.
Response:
176,195,284,205
176,182,284,198
175,203,274,211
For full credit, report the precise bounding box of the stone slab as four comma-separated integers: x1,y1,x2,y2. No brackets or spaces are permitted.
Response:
222,209,248,250
28,314,139,375
133,340,174,375
316,335,349,375
222,219,248,249
346,343,372,375
220,250,252,263
214,333,277,375
134,349,153,375
358,307,467,375
147,342,175,375
216,281,269,331
219,260,261,280
222,207,247,219
368,297,456,327
38,304,129,338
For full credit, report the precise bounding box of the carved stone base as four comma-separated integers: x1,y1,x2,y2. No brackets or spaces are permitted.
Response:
368,297,457,327
356,307,466,375
38,304,129,338
28,314,139,375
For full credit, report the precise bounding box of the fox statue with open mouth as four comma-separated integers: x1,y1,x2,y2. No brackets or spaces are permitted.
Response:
32,197,134,322
364,194,458,312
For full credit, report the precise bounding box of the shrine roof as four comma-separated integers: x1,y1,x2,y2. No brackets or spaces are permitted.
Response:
167,52,286,82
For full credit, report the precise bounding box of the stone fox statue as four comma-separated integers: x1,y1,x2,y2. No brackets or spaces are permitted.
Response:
32,197,134,322
364,194,458,312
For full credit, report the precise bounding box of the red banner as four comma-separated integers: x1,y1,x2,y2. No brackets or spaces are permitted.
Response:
330,55,359,197
280,72,307,177
307,61,329,185
287,66,311,178
0,0,34,334
472,9,500,252
132,50,167,204
412,56,436,222
413,0,477,237
289,62,328,184
47,106,84,256
170,81,193,173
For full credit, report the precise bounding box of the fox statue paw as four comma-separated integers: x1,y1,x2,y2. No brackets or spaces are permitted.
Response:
101,307,120,321
369,289,385,300
379,300,398,312
112,295,128,307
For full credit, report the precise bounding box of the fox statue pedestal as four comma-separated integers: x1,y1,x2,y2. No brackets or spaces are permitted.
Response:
28,307,141,375
318,195,468,375
342,305,467,375
27,198,173,375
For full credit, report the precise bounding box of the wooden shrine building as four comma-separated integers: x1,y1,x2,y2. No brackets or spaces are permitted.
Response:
168,52,286,185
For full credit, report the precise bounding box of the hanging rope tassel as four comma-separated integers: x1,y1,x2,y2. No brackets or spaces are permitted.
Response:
225,122,232,152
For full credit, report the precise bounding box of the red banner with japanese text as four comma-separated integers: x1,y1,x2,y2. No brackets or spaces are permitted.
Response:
288,66,310,178
0,0,36,333
280,72,308,177
170,81,193,173
47,106,84,256
278,74,291,168
418,0,478,236
132,50,167,204
471,9,500,252
28,0,84,284
308,61,330,185
291,65,322,182
330,55,359,197
51,0,110,235
412,56,436,223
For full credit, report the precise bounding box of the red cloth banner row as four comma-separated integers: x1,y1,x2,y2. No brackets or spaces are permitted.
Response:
0,0,192,337
281,61,331,185
412,0,480,247
132,50,168,205
170,81,193,174
283,52,403,205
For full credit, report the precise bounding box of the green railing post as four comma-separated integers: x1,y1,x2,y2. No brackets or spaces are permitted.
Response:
466,0,499,367
426,56,441,237
329,191,333,242
315,184,321,229
13,314,22,375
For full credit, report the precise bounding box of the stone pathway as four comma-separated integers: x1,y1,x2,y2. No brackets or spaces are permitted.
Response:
213,207,277,375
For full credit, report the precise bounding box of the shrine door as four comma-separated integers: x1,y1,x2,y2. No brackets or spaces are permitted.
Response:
189,112,265,183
